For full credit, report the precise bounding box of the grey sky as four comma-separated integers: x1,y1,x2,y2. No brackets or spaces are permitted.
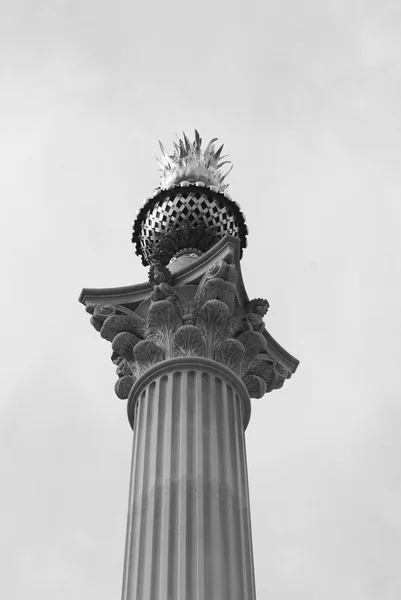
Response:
1,0,401,598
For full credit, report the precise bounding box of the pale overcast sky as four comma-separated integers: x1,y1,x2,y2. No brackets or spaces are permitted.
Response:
1,1,401,598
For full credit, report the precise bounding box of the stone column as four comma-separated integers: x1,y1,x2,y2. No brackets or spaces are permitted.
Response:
121,358,255,600
80,249,296,599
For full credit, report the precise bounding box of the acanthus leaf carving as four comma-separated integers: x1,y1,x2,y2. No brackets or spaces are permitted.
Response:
214,338,245,377
115,375,136,400
246,354,277,392
242,374,267,399
111,331,140,361
133,339,164,376
113,356,136,378
272,361,289,391
197,299,230,358
195,277,236,314
195,254,237,310
237,330,268,375
151,285,189,321
173,324,206,358
147,300,183,359
230,303,248,333
101,313,146,342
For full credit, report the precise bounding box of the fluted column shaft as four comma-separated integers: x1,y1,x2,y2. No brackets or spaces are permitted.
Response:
122,357,256,600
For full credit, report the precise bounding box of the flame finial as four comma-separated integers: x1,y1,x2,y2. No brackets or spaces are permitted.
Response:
157,130,233,192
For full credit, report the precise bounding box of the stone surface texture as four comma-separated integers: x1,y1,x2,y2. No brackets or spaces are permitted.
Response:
122,359,255,600
84,247,295,407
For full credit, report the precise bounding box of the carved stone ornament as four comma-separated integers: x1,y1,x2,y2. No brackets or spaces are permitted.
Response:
88,254,291,401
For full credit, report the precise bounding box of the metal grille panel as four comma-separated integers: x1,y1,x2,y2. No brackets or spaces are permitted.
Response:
139,191,240,263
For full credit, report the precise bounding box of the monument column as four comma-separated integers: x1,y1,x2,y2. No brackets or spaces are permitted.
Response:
79,131,299,599
122,359,255,600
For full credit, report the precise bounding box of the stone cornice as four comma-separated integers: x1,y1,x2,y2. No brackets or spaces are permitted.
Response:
78,236,246,310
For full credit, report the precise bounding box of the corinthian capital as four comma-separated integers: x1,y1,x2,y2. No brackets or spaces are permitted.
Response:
80,236,298,409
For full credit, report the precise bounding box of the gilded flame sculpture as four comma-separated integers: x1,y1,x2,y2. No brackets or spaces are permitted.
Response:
157,130,233,192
